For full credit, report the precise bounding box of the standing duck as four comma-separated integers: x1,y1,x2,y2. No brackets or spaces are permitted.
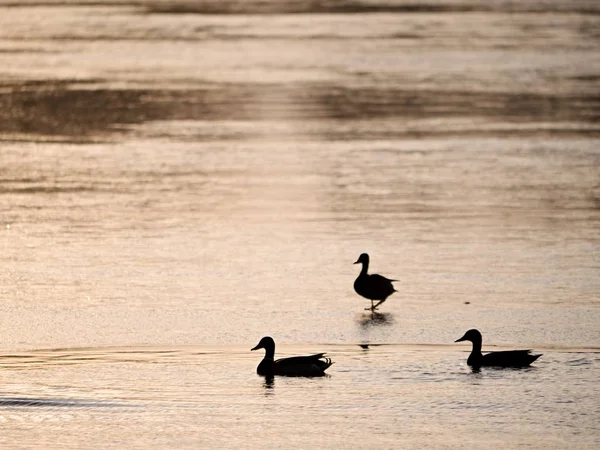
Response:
251,336,333,377
455,329,542,369
353,253,398,311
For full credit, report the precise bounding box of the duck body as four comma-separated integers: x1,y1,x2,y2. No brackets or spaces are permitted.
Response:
353,253,398,310
251,336,333,377
469,350,542,369
456,329,542,369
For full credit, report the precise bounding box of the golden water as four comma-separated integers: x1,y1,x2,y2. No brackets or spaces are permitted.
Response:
0,1,599,448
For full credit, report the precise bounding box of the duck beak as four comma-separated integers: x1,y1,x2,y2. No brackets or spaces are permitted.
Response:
251,344,261,351
353,259,360,264
455,335,467,343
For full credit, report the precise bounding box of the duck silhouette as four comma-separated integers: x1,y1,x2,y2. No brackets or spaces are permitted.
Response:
251,336,333,377
455,329,542,369
353,253,398,310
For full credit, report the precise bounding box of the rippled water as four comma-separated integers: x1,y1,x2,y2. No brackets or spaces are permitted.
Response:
1,346,599,449
1,0,599,448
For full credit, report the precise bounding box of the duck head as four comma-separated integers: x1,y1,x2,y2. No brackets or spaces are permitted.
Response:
455,329,482,343
251,336,275,352
353,253,370,265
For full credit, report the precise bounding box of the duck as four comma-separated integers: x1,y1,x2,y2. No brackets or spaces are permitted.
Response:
455,329,542,369
251,336,333,377
353,253,398,310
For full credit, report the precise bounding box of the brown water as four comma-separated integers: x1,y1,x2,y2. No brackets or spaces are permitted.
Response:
1,1,599,448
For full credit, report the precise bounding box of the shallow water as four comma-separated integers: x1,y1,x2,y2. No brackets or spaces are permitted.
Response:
1,0,599,448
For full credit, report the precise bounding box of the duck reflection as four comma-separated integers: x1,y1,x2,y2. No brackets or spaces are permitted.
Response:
356,311,394,327
263,376,275,392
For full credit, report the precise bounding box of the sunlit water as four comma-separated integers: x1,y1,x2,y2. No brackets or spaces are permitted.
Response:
0,1,599,448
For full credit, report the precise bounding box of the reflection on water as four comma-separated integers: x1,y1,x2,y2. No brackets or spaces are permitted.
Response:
468,365,541,375
262,376,275,392
141,1,600,14
264,376,275,389
1,79,597,140
356,312,395,327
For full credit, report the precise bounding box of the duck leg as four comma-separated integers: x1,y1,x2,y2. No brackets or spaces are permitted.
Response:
371,300,385,310
365,299,375,311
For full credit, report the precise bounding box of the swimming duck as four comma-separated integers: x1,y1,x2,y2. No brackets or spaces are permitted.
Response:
251,336,333,377
455,329,542,369
353,253,398,310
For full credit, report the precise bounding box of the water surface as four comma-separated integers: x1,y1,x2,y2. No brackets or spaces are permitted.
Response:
0,0,599,448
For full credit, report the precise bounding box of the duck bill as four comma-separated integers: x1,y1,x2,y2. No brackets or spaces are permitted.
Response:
353,260,359,264
251,344,261,351
455,335,467,343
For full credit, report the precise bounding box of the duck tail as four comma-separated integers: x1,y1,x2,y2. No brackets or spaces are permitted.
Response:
530,354,542,363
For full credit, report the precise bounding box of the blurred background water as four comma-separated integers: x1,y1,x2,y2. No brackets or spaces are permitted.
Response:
0,0,599,448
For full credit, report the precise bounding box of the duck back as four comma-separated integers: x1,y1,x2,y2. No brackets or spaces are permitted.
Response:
470,350,542,368
273,354,333,377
